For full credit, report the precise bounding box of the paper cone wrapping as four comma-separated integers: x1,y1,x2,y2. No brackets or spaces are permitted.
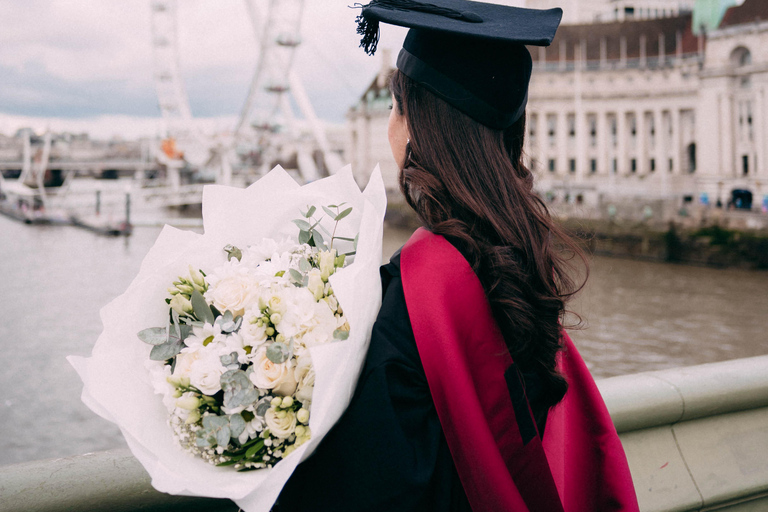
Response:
69,165,387,511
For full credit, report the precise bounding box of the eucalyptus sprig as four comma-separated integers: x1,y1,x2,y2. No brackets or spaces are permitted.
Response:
293,203,358,256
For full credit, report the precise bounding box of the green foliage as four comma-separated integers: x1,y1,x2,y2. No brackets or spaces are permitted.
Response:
221,370,259,410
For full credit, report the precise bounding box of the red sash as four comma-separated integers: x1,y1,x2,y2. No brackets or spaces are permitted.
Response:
400,228,639,512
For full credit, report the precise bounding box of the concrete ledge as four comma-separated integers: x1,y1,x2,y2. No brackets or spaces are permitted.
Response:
2,355,767,512
0,450,236,512
597,355,768,433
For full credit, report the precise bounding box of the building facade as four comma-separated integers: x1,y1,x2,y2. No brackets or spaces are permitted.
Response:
346,0,768,213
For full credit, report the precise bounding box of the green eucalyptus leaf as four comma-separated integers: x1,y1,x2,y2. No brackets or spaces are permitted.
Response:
221,370,259,410
292,219,311,231
220,351,240,370
216,459,239,467
137,327,167,345
229,413,246,438
191,290,214,325
289,268,304,285
298,230,311,245
322,206,336,219
306,205,316,218
202,415,231,448
266,342,291,364
334,207,353,221
150,339,183,361
335,254,346,267
298,258,311,272
334,236,356,242
333,329,350,341
354,233,359,250
312,230,326,250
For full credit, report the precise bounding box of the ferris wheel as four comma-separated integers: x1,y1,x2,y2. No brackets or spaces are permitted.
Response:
149,0,341,183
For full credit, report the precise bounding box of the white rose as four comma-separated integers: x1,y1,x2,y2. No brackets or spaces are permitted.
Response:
265,408,297,439
249,347,297,396
294,354,316,403
145,360,176,410
206,275,259,317
318,249,337,281
186,347,227,395
307,268,324,301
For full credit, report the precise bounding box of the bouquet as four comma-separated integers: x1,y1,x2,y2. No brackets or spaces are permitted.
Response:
69,165,386,510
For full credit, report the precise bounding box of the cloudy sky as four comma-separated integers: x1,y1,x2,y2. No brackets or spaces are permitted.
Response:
0,1,407,138
0,0,526,138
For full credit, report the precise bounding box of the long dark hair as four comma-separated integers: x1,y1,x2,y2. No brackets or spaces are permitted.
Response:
391,70,587,411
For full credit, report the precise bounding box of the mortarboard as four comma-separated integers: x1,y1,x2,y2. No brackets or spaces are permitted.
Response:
354,0,563,129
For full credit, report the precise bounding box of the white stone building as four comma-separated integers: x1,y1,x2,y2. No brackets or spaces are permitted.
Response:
346,0,768,213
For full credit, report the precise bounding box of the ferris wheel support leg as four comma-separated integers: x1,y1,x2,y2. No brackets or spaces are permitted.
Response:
289,71,344,174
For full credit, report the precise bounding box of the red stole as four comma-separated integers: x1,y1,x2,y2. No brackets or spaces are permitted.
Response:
400,228,639,512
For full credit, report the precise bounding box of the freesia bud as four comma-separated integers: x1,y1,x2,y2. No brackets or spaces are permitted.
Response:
281,396,294,408
176,395,202,410
185,409,201,424
270,313,282,325
170,294,193,316
297,408,310,424
177,284,194,295
189,265,206,288
295,425,306,438
271,397,282,407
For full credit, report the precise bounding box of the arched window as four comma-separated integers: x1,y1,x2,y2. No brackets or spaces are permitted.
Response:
730,46,752,67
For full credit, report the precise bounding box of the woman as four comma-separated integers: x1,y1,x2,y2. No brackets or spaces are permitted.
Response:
277,1,639,510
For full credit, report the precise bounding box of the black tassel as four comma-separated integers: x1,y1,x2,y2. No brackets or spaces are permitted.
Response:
355,10,381,56
352,0,482,56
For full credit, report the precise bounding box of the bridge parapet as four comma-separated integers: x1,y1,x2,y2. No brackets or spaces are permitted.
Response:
1,356,767,511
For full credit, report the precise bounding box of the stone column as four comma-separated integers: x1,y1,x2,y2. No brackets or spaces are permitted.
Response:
617,110,627,174
637,110,647,174
597,109,609,175
557,109,569,175
756,87,765,177
720,93,734,177
672,107,682,175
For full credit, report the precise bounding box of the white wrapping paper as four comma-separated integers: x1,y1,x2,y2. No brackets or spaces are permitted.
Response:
68,165,387,511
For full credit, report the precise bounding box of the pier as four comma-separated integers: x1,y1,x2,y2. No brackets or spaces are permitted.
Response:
1,355,766,511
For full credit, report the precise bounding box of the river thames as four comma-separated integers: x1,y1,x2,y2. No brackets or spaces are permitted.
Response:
1,214,767,466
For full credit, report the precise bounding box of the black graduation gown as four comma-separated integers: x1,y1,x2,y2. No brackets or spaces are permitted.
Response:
275,253,472,511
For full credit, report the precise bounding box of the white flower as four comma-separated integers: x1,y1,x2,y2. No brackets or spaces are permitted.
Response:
318,249,337,281
175,346,227,395
307,268,324,301
240,314,269,349
205,262,262,316
273,287,318,339
145,360,176,410
237,417,263,445
265,407,297,439
223,332,249,364
293,354,316,404
249,347,297,396
184,322,223,349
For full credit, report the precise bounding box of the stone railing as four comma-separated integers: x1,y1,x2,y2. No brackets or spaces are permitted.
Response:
2,355,767,512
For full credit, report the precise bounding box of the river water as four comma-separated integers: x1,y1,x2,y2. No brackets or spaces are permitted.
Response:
1,215,767,466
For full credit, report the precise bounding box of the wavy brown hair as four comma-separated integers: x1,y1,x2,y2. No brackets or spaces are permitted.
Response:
391,70,587,412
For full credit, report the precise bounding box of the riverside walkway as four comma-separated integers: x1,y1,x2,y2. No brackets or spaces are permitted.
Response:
1,355,767,512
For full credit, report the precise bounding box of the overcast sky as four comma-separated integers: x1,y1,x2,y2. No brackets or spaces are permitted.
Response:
0,0,524,138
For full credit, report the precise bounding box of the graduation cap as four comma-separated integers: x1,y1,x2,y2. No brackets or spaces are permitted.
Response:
354,0,563,129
